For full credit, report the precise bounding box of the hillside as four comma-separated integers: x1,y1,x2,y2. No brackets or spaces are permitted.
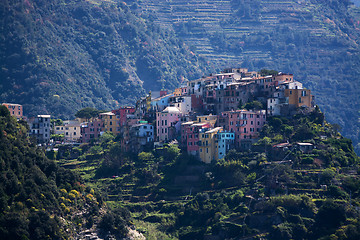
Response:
137,0,360,153
56,107,360,239
0,0,211,119
0,105,83,239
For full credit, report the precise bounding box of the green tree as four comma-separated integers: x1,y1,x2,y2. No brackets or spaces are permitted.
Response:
75,108,101,120
244,100,264,110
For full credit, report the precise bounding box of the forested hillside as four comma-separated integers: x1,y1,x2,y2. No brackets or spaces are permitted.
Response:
138,0,360,153
0,0,211,119
0,105,81,239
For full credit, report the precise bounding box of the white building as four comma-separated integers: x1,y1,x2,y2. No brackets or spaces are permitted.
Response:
29,115,51,144
54,120,81,143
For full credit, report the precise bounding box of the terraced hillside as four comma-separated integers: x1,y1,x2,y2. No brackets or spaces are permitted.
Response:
139,0,360,153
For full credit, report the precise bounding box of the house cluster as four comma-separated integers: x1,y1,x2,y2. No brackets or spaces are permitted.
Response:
2,68,315,163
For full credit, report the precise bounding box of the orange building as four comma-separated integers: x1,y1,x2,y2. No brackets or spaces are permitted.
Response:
2,103,23,119
284,89,313,108
99,112,119,135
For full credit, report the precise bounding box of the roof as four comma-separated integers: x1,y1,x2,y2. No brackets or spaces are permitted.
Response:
38,115,51,118
2,103,22,106
99,112,115,116
297,143,313,146
152,93,173,101
193,123,208,127
205,127,223,134
162,106,181,113
273,143,291,148
182,121,194,126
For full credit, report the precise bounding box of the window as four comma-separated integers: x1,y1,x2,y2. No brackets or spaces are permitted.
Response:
299,98,302,103
251,121,253,125
244,128,247,133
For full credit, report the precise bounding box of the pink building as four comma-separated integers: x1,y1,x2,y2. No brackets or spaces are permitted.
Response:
80,119,103,143
218,109,266,149
112,107,136,127
181,122,210,155
156,107,182,142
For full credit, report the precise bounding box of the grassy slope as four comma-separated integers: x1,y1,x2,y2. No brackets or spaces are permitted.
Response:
56,110,360,239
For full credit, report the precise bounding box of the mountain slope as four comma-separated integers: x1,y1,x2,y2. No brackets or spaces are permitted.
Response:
0,105,82,239
138,0,360,153
0,0,211,118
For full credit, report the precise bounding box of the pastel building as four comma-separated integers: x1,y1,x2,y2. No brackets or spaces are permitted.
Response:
54,120,81,142
99,112,119,134
174,86,188,96
112,107,135,127
156,107,182,142
218,110,266,149
284,89,314,109
2,103,23,119
181,122,210,156
28,115,51,144
199,127,223,163
217,131,235,160
80,119,103,143
197,114,217,127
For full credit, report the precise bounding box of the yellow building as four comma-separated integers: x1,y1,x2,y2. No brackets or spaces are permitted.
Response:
174,87,182,96
199,127,223,164
197,114,217,127
284,89,313,108
99,112,119,135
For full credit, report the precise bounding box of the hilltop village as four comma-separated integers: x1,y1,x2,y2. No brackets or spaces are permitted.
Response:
2,68,314,163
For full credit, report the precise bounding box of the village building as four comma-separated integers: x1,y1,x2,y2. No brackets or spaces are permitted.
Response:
80,119,103,143
199,127,223,163
28,115,51,144
217,131,235,160
54,120,81,143
128,122,154,152
218,109,266,149
156,106,182,142
99,112,119,134
2,103,23,119
169,96,192,114
112,107,136,127
284,88,314,109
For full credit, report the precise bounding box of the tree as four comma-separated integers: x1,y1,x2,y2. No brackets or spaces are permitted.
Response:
75,108,101,120
259,69,279,76
244,100,264,110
